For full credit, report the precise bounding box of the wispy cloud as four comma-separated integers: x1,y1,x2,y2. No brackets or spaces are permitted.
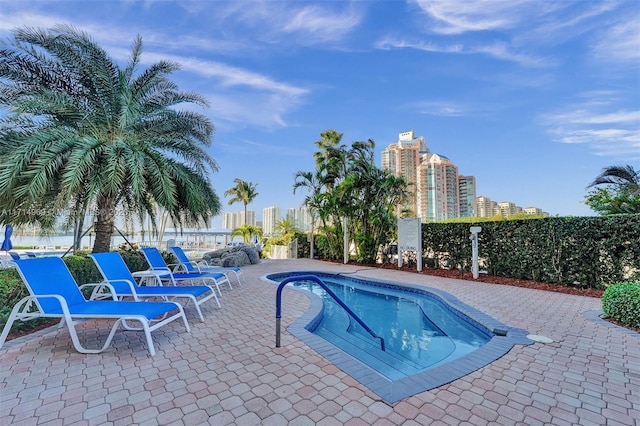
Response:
591,18,640,64
282,5,363,43
411,0,535,35
541,104,640,159
398,0,625,69
140,51,308,97
376,36,549,67
199,1,364,46
410,101,468,117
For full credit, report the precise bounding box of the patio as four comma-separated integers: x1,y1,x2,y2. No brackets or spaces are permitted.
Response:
1,258,638,425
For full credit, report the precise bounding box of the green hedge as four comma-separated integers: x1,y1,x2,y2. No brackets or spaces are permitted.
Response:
422,215,639,289
602,282,640,328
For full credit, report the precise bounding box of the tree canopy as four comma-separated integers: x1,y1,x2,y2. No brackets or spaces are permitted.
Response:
585,165,640,215
294,130,411,263
0,25,221,252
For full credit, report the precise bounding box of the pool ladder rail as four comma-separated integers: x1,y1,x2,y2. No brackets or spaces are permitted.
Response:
275,274,386,351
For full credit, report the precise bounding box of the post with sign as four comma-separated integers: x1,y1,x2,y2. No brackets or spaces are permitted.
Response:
470,226,482,279
398,218,422,272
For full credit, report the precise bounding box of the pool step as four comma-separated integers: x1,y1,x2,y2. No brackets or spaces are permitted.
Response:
315,305,426,380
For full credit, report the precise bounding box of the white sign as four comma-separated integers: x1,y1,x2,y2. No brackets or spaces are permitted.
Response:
398,218,422,271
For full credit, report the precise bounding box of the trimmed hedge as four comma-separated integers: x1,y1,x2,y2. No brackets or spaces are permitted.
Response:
602,282,640,328
421,215,639,289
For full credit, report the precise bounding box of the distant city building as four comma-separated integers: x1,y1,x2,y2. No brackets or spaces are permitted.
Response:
458,175,477,218
524,207,544,216
223,210,256,229
286,207,313,232
262,206,282,236
417,153,460,222
476,197,547,218
379,129,549,222
381,130,429,216
476,196,497,218
498,201,518,218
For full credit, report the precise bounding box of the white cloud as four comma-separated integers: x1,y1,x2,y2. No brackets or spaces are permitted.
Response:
411,0,535,35
282,5,363,43
376,36,549,67
592,18,640,64
541,103,640,159
411,101,468,117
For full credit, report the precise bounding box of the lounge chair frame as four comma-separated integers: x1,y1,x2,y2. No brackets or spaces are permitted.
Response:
89,252,220,322
0,257,190,356
169,245,245,286
140,247,231,296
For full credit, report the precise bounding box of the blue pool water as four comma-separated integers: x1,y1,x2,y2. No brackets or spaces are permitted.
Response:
266,271,532,402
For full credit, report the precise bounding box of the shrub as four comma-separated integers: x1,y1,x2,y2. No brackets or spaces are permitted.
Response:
62,255,102,285
0,267,53,336
601,282,640,328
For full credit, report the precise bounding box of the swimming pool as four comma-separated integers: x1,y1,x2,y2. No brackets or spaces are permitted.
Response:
265,271,532,402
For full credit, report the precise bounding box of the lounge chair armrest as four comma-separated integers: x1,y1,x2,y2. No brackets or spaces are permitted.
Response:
99,279,140,300
132,270,168,286
79,282,118,301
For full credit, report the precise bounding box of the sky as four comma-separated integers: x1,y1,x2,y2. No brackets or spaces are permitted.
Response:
1,0,639,226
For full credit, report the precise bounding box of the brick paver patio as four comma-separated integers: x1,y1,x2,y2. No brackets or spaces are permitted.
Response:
1,258,638,425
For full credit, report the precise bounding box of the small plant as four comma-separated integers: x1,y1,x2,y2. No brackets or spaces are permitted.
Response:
0,268,53,336
601,282,640,328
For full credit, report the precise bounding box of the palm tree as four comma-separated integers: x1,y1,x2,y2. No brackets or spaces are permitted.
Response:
585,165,640,215
588,165,640,194
231,224,263,244
224,179,259,225
0,25,221,252
274,219,298,237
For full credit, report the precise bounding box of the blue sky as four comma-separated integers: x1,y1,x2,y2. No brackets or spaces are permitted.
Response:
1,0,639,225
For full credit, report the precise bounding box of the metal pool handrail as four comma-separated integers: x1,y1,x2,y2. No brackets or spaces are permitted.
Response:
275,274,385,351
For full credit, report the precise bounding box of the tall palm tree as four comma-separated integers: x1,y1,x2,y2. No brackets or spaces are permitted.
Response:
224,179,259,226
0,25,221,252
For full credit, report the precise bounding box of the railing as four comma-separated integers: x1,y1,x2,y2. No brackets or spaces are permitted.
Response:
275,274,385,351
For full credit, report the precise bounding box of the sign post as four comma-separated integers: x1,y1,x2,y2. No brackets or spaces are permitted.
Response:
470,226,482,279
398,218,422,272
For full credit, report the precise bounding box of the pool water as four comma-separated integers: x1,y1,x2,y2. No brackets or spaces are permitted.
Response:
276,273,491,380
266,271,532,402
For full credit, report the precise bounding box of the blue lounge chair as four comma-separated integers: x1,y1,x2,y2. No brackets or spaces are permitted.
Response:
9,252,21,260
0,257,190,356
89,252,220,322
140,247,231,296
169,245,245,286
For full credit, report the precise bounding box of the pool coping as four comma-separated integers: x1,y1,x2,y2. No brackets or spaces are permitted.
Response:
262,271,533,403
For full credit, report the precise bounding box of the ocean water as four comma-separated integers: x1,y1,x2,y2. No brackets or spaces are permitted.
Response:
7,234,241,251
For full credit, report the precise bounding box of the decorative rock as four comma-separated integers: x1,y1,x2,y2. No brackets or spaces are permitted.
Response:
241,246,260,264
202,244,260,266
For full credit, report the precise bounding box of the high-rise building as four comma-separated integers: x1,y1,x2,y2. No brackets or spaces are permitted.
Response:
263,206,282,236
223,210,256,229
381,130,429,216
417,154,460,222
498,202,518,218
524,207,543,215
476,196,496,218
287,207,313,232
458,175,477,218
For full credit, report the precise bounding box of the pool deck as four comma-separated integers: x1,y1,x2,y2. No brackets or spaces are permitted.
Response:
1,258,638,425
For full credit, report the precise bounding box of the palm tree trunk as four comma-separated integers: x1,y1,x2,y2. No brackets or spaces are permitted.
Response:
92,195,117,253
244,203,248,226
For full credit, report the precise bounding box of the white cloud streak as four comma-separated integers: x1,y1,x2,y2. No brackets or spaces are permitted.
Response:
541,104,640,159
